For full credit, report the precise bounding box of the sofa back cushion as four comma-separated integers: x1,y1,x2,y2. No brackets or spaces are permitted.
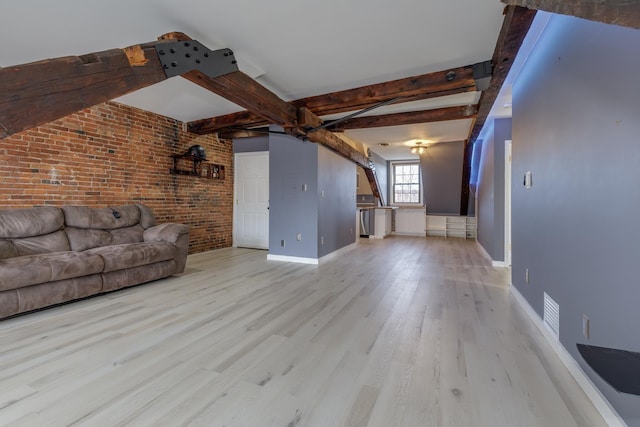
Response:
13,231,71,256
63,205,141,230
0,206,64,238
136,204,156,229
0,207,70,259
63,204,146,251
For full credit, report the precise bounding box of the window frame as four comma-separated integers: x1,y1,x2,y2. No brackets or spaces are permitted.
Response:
390,161,423,206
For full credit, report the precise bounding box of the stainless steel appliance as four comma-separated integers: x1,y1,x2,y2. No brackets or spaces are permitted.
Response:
359,208,375,237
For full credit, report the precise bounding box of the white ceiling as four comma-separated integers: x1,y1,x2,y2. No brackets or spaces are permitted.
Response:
1,0,509,160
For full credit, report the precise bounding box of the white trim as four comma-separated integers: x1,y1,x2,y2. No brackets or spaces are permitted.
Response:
267,254,318,265
476,241,508,268
267,242,358,265
504,140,512,267
233,151,269,249
510,286,627,427
390,161,423,206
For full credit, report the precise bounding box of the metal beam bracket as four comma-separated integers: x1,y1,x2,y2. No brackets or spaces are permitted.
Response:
473,60,493,91
155,41,239,78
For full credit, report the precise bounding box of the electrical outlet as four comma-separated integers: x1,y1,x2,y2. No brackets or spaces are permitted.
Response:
296,233,302,241
321,190,325,198
583,315,590,339
321,236,324,245
281,239,286,247
302,184,308,192
525,268,529,284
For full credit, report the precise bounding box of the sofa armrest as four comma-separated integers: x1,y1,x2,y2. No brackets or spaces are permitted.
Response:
143,223,190,273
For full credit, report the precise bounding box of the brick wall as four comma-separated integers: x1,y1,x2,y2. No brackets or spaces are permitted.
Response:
0,101,233,253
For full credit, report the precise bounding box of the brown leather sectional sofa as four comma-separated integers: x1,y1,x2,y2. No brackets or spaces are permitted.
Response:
0,204,189,319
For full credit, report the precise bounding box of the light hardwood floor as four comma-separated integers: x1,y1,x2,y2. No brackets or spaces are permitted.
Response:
0,237,607,426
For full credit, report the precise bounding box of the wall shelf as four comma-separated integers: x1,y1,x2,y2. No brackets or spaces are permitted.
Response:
169,154,225,180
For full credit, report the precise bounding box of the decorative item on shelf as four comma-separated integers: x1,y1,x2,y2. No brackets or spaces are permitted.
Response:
410,141,427,155
207,164,225,180
169,145,225,180
187,144,206,160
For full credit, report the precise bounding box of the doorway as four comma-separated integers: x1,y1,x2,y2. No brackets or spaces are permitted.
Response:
233,152,269,249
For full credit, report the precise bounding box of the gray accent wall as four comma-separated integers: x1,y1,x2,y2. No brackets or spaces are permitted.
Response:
511,14,640,424
268,131,319,259
317,145,356,257
420,140,464,214
477,118,510,262
269,129,356,260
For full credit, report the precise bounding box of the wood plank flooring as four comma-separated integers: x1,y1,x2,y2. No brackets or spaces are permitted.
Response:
0,236,607,426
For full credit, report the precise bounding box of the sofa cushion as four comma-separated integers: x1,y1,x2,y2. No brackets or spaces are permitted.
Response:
110,225,144,245
0,251,105,292
13,230,71,256
0,240,17,260
0,289,19,319
0,206,64,238
136,204,157,229
17,274,103,313
86,242,177,273
63,204,141,230
65,227,113,252
101,260,176,292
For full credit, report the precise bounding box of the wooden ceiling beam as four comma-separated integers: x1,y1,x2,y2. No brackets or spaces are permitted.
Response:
190,110,268,134
158,34,377,184
159,32,298,129
501,0,640,29
187,65,480,134
0,43,167,139
291,65,477,116
460,5,537,215
298,107,385,203
298,107,369,169
217,127,270,139
327,104,478,131
158,34,381,192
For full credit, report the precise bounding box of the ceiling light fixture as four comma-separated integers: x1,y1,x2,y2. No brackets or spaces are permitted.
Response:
410,141,427,155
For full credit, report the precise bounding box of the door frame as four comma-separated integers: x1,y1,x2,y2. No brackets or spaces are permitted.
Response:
233,151,269,248
504,140,512,268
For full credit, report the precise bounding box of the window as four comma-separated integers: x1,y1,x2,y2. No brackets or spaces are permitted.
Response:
392,162,422,204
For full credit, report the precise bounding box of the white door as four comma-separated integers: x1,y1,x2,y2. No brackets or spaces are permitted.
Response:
234,152,269,249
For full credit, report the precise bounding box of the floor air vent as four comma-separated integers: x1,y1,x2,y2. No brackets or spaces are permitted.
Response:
543,292,560,337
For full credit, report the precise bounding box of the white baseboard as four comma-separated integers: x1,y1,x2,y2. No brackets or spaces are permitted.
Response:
392,232,426,237
267,242,357,265
510,286,626,427
475,241,508,268
266,254,318,265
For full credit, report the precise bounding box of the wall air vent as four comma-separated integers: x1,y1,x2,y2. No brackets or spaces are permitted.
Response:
543,292,560,337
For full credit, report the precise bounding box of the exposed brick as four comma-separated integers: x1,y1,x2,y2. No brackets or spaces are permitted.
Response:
0,101,233,253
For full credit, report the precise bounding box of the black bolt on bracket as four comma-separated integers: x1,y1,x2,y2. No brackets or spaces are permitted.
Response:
155,40,239,78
